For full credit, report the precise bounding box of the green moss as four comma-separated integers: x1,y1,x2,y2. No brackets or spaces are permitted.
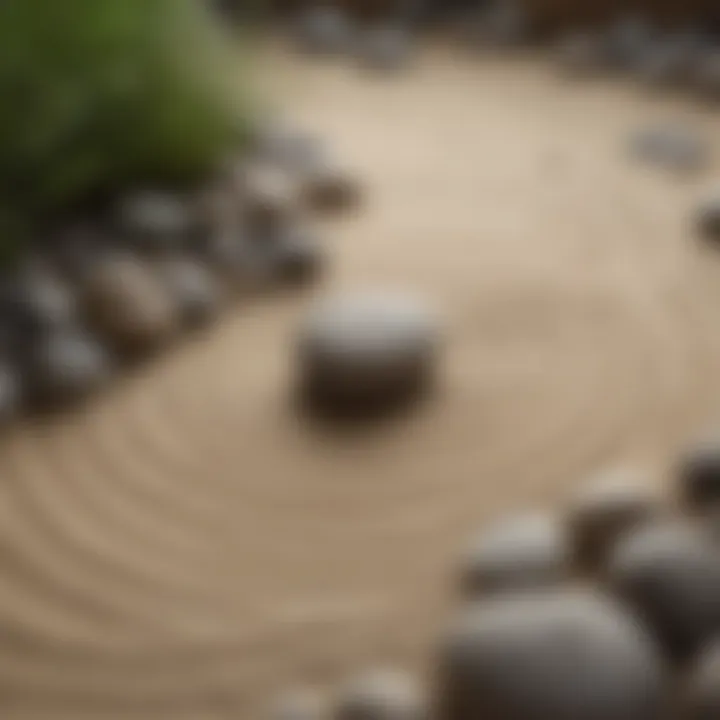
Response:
0,0,252,253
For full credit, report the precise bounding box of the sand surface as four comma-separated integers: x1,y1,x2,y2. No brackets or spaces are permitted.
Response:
0,42,720,718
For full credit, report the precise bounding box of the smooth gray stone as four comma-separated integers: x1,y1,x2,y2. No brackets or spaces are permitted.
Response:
29,330,111,404
357,25,412,72
460,511,571,596
154,256,222,328
629,122,709,173
555,31,607,77
685,641,720,720
677,432,720,508
297,292,439,415
697,194,720,241
334,669,425,720
295,6,353,56
438,588,666,720
607,519,720,663
117,192,194,253
567,467,660,571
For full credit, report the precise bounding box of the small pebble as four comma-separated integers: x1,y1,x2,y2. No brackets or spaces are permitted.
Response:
297,291,439,417
154,256,222,328
567,466,660,571
295,6,353,56
629,122,709,173
555,31,607,77
116,192,193,253
677,433,720,509
82,255,180,355
300,163,361,215
28,330,111,404
460,511,570,596
697,194,720,242
357,25,412,72
607,519,720,663
334,668,425,720
438,588,666,720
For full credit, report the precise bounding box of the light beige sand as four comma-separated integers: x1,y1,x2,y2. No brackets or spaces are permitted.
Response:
0,43,719,719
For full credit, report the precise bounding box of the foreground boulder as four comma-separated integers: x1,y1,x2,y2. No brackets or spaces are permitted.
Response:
438,588,666,720
296,291,439,417
567,467,660,571
334,668,425,720
607,519,720,663
460,511,570,596
82,255,180,355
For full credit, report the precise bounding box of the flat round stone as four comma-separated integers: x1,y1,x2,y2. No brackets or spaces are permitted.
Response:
607,519,720,663
438,588,666,720
460,511,571,596
297,292,439,416
334,668,425,720
567,467,661,571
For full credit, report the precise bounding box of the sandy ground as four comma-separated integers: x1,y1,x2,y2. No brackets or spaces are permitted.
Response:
0,42,719,719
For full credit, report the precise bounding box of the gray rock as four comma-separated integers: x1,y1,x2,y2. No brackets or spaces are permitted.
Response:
460,511,570,597
555,31,607,78
117,192,194,253
297,292,439,416
629,122,709,173
358,26,412,72
677,433,720,509
272,227,326,287
295,6,353,56
0,361,23,423
567,467,661,571
438,588,666,720
334,669,425,720
28,330,111,404
697,194,720,241
604,16,656,72
238,164,299,233
634,34,705,88
82,255,180,355
300,163,361,215
684,641,720,720
607,519,720,663
694,49,720,100
154,256,222,328
463,0,529,50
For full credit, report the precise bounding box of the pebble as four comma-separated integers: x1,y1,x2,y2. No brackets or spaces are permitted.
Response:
295,6,354,56
81,255,180,355
438,588,666,720
607,519,720,663
677,433,720,509
460,511,570,597
684,641,720,720
300,163,361,215
28,329,111,405
567,467,660,571
697,194,720,242
334,668,425,720
297,291,439,417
